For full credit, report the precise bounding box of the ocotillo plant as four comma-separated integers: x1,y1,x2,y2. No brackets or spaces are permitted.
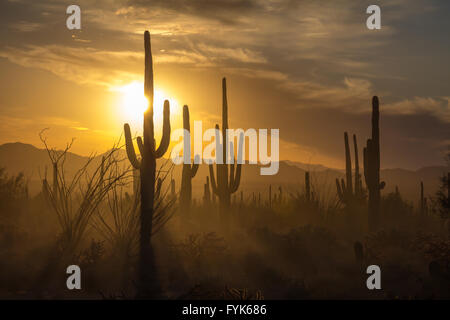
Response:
170,178,176,200
209,78,243,217
52,162,58,199
99,156,106,188
123,31,171,297
364,96,385,231
155,178,162,200
180,105,199,211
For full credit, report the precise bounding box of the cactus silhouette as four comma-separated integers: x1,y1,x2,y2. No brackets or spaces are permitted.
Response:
354,241,364,263
353,134,362,196
123,30,171,298
336,132,365,206
420,181,428,216
364,96,385,231
344,132,353,195
305,171,311,202
203,176,211,205
180,105,199,211
209,78,243,222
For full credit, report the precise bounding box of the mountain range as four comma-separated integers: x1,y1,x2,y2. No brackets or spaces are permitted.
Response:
0,142,447,205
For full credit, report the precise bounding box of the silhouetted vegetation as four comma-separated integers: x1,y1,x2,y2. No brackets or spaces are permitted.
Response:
0,31,449,300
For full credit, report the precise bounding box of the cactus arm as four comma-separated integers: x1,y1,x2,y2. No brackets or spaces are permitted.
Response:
191,155,199,178
155,100,171,158
363,141,371,186
231,162,242,193
229,140,235,189
230,132,243,193
209,165,219,195
137,136,144,156
191,163,199,178
229,162,235,191
124,123,141,169
222,78,228,132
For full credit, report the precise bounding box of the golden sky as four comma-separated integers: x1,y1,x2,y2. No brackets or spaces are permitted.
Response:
0,0,449,169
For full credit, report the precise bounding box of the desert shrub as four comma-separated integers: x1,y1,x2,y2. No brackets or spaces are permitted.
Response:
0,168,28,220
381,191,414,229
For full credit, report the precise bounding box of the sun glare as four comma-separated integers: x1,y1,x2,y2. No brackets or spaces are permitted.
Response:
114,82,179,126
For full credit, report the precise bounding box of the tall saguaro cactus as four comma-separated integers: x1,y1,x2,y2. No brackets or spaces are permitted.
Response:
344,132,353,195
353,134,362,196
364,96,385,231
209,78,242,217
180,105,199,211
336,132,364,205
123,30,171,297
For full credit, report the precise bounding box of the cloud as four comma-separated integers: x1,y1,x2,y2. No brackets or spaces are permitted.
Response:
128,0,260,24
0,45,143,87
9,20,42,32
383,97,450,122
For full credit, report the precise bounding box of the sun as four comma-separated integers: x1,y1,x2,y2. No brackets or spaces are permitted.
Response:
114,81,179,126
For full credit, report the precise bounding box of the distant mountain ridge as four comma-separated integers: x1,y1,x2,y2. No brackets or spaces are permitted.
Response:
0,142,447,204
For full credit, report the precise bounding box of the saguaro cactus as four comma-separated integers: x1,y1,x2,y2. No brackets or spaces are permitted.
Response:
420,181,428,216
209,78,242,216
180,105,199,211
305,171,311,202
336,132,365,206
364,96,385,231
203,176,211,205
123,31,171,297
353,134,362,196
447,172,450,202
344,132,353,195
